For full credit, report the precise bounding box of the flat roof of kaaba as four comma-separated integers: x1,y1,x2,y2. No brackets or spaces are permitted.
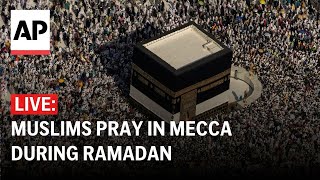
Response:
143,25,223,70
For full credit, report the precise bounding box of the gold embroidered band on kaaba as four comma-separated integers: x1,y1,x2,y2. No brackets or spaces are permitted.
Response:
132,64,231,97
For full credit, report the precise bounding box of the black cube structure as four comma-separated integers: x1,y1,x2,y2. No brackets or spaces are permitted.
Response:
130,22,232,122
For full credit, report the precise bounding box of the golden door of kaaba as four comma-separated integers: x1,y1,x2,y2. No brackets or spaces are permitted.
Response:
180,89,197,121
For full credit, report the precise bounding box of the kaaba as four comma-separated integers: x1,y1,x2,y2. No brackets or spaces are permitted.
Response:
130,22,232,122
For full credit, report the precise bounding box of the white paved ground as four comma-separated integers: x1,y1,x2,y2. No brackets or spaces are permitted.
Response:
230,78,252,101
231,66,263,107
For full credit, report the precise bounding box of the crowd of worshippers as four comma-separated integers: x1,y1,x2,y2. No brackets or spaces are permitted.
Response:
0,0,320,175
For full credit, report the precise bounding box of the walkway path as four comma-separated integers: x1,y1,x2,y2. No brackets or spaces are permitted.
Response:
230,66,263,108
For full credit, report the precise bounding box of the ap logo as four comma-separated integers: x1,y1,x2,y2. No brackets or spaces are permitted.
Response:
11,10,50,55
